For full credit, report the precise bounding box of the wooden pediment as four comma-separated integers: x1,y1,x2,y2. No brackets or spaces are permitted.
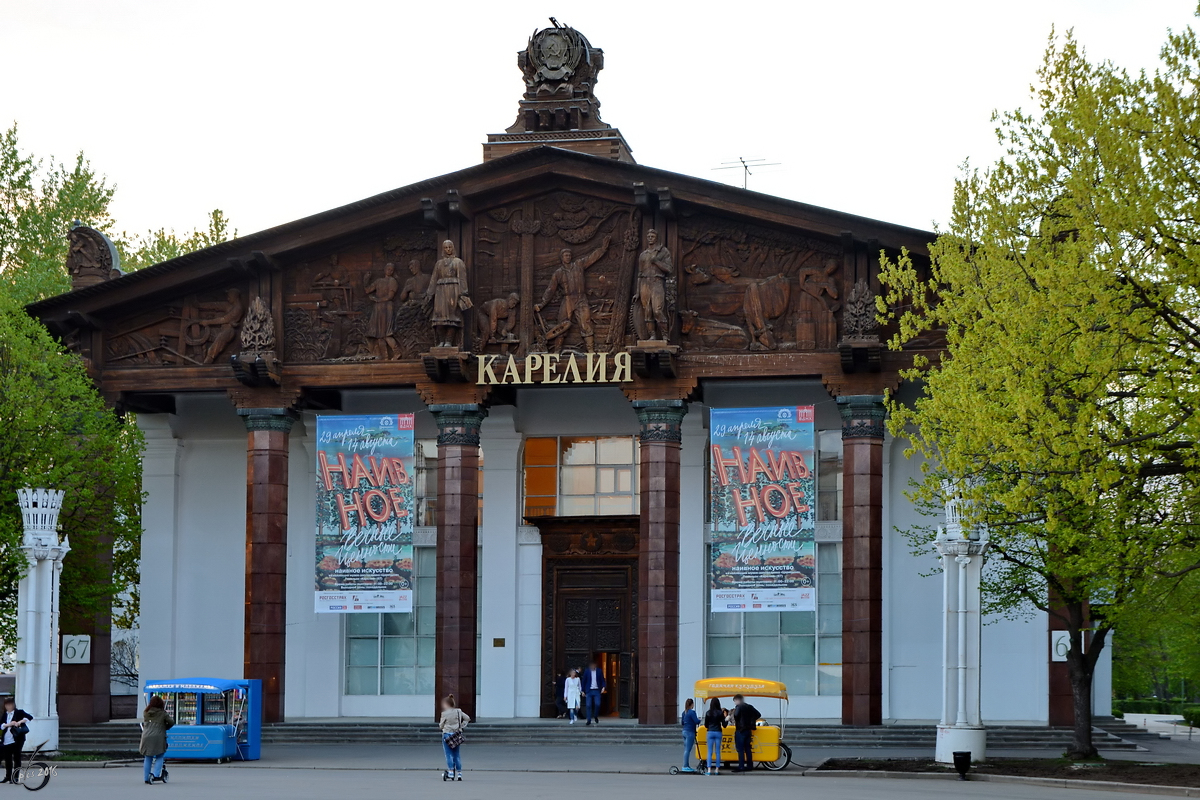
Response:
27,147,937,407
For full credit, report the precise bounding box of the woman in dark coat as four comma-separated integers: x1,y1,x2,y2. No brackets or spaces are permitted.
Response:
139,695,174,784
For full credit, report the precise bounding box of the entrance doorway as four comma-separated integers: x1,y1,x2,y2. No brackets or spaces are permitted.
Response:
536,516,638,719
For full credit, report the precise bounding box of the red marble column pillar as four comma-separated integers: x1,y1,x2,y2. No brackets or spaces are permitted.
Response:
837,395,885,726
238,407,296,724
633,399,687,726
430,404,486,721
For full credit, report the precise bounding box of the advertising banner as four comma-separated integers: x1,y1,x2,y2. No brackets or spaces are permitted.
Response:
315,414,415,613
709,406,817,612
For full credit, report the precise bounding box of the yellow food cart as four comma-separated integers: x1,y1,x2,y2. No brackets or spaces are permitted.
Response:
674,677,792,773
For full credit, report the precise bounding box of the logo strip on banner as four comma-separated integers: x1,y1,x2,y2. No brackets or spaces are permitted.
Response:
708,406,817,612
314,414,416,613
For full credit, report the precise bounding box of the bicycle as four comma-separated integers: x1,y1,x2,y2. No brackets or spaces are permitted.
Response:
13,740,53,791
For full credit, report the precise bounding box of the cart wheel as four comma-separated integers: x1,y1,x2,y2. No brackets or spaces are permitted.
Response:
669,766,680,775
760,743,792,771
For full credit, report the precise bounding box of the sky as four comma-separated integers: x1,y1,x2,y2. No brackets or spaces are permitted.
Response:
0,1,1195,240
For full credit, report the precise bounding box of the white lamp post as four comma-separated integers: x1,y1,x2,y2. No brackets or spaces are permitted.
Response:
14,488,69,753
934,483,988,763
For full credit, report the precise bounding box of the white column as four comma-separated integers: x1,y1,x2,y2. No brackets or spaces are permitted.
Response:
15,487,68,752
137,415,181,713
934,491,988,763
478,407,522,718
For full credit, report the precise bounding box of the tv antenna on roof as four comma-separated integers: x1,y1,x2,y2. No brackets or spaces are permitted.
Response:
712,157,781,190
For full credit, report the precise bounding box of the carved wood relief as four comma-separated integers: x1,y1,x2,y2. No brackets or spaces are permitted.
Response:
105,284,249,366
677,214,843,353
474,192,641,357
282,228,439,362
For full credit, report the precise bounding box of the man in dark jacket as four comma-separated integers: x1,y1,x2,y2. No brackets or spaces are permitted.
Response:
581,661,607,725
731,694,761,772
0,696,33,784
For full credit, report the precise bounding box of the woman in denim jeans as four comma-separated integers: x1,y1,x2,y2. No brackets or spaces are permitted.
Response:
438,694,470,781
679,699,700,773
702,698,725,776
139,695,174,784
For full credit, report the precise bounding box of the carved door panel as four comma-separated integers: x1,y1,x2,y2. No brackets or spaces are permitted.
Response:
551,566,635,718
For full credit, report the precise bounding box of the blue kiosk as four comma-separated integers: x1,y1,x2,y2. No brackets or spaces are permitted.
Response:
143,678,262,761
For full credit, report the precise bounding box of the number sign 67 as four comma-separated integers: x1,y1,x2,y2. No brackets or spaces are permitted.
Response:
62,635,91,664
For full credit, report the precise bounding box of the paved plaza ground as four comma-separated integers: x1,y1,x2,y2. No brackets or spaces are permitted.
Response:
43,738,1200,799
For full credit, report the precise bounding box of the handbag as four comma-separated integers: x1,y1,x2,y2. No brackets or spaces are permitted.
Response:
445,730,464,749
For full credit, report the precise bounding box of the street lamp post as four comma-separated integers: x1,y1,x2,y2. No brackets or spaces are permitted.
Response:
14,488,69,752
934,484,988,763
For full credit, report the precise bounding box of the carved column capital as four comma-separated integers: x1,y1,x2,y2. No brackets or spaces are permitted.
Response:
429,404,487,447
237,407,298,433
633,399,688,444
837,394,886,439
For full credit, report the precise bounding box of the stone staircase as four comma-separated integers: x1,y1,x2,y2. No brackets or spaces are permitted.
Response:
59,720,1140,751
1093,715,1170,740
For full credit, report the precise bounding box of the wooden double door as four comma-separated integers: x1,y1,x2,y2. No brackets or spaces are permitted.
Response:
538,516,639,718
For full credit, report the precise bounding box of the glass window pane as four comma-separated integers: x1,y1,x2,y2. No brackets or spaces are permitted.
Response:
416,667,437,694
743,665,780,682
418,605,436,635
617,468,632,493
597,437,634,464
418,550,437,577
381,667,415,695
382,637,415,666
818,636,842,664
348,638,378,666
417,636,436,666
818,665,842,695
708,612,740,635
817,543,841,574
597,468,615,494
347,614,380,636
818,604,841,634
780,666,816,696
598,495,633,515
707,636,741,666
560,496,595,515
525,496,557,518
780,611,815,635
818,580,841,604
417,576,436,606
383,613,414,636
345,666,377,695
745,612,780,635
781,636,815,665
524,437,558,466
560,466,596,495
524,466,557,497
560,438,596,465
745,636,779,666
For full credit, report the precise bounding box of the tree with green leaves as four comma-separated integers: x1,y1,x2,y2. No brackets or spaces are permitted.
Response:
880,21,1200,759
0,122,233,664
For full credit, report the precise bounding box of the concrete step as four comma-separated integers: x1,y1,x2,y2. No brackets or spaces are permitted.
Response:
59,722,1140,751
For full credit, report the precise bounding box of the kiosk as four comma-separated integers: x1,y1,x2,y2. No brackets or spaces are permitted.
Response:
143,678,262,761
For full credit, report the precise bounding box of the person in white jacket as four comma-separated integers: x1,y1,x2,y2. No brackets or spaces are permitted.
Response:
564,669,583,724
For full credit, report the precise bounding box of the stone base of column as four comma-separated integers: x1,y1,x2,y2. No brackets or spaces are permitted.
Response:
935,725,986,763
24,717,59,753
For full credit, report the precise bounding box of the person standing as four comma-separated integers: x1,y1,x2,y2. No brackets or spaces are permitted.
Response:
731,693,761,773
680,698,700,773
439,694,470,782
553,670,568,719
581,661,606,725
0,697,32,785
425,240,471,348
139,695,174,784
703,698,725,776
564,669,583,724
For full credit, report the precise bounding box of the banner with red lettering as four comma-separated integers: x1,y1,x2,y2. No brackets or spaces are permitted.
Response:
709,406,816,612
315,414,415,613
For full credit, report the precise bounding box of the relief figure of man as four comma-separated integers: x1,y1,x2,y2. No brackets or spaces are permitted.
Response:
535,235,611,352
364,262,401,359
634,228,673,340
200,287,244,363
